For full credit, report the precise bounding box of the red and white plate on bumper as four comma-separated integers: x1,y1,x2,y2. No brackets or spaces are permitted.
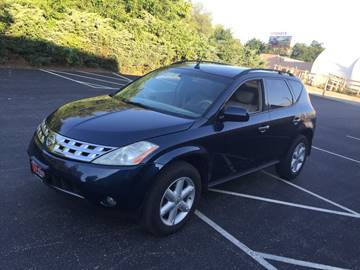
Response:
30,160,46,179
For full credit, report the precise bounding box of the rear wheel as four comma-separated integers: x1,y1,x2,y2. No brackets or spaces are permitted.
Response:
276,135,309,180
142,161,201,236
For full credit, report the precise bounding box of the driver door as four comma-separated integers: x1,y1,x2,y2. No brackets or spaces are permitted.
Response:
210,79,273,182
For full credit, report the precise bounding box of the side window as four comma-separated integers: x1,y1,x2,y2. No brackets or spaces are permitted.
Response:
266,79,293,109
288,80,304,101
226,80,263,113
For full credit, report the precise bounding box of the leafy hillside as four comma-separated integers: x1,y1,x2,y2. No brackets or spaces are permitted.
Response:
0,0,264,74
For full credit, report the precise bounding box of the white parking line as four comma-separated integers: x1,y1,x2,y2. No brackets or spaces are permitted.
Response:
75,70,130,82
195,210,278,270
196,210,350,270
47,69,126,86
209,188,360,219
257,252,350,270
262,171,360,215
40,69,118,90
112,72,133,82
312,146,360,165
346,135,360,141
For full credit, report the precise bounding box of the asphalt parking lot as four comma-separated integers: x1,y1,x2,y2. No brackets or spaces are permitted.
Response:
1,68,359,270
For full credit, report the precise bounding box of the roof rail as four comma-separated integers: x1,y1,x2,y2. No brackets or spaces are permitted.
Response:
238,68,294,77
171,60,229,66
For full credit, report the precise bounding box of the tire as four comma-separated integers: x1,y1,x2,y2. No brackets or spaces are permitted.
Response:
276,135,309,180
142,161,201,236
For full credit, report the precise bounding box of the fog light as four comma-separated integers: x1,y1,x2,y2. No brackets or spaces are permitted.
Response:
100,196,117,207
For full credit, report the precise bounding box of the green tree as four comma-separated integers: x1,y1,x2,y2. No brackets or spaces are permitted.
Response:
209,26,264,67
210,26,242,63
0,0,265,73
190,3,212,36
245,38,267,54
291,40,324,62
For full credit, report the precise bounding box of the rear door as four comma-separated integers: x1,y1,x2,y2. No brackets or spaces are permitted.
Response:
264,78,298,159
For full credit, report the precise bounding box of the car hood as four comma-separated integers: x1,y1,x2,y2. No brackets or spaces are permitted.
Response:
46,95,194,147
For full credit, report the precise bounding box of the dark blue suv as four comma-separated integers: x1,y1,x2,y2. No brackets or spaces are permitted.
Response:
28,61,316,235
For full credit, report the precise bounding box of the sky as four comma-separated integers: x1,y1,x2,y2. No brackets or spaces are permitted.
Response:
194,0,360,49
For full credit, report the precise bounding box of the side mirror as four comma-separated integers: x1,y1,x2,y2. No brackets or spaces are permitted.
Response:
221,106,249,122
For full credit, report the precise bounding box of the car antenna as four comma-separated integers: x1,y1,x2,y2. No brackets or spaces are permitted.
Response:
194,58,201,69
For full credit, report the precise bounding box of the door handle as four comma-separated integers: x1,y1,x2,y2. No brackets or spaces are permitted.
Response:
258,125,270,133
292,116,301,125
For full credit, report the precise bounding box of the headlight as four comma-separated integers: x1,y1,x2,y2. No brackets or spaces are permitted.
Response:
92,141,158,166
36,119,48,144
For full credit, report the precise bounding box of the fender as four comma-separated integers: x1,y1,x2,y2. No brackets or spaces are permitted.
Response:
153,145,209,168
152,145,211,191
133,145,210,211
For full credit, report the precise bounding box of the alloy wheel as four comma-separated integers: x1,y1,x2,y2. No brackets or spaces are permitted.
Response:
291,142,306,173
160,177,195,226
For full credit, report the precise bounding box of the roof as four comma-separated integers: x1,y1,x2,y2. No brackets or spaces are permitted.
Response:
170,62,294,79
171,62,249,78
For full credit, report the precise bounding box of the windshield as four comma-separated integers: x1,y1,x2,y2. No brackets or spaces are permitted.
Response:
114,68,232,118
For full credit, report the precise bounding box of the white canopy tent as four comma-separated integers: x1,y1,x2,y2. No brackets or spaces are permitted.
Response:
311,45,360,82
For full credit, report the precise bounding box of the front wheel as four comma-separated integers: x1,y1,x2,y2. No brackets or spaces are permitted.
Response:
142,161,201,236
276,135,309,180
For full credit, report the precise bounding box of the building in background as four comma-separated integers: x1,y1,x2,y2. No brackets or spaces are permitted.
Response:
309,46,360,95
311,47,360,85
262,54,312,71
264,32,313,75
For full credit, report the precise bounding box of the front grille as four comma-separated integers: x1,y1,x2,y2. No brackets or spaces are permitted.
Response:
37,120,115,162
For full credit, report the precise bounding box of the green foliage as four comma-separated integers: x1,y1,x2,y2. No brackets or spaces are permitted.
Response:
209,26,264,67
0,0,264,73
291,40,325,62
191,3,212,36
245,38,267,54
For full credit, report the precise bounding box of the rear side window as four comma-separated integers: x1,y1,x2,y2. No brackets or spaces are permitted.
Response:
265,79,293,109
288,80,304,101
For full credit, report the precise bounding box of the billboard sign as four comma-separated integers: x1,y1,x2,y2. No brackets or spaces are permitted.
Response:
268,32,292,48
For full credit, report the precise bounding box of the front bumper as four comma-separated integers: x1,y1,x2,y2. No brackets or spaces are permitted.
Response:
27,136,159,210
